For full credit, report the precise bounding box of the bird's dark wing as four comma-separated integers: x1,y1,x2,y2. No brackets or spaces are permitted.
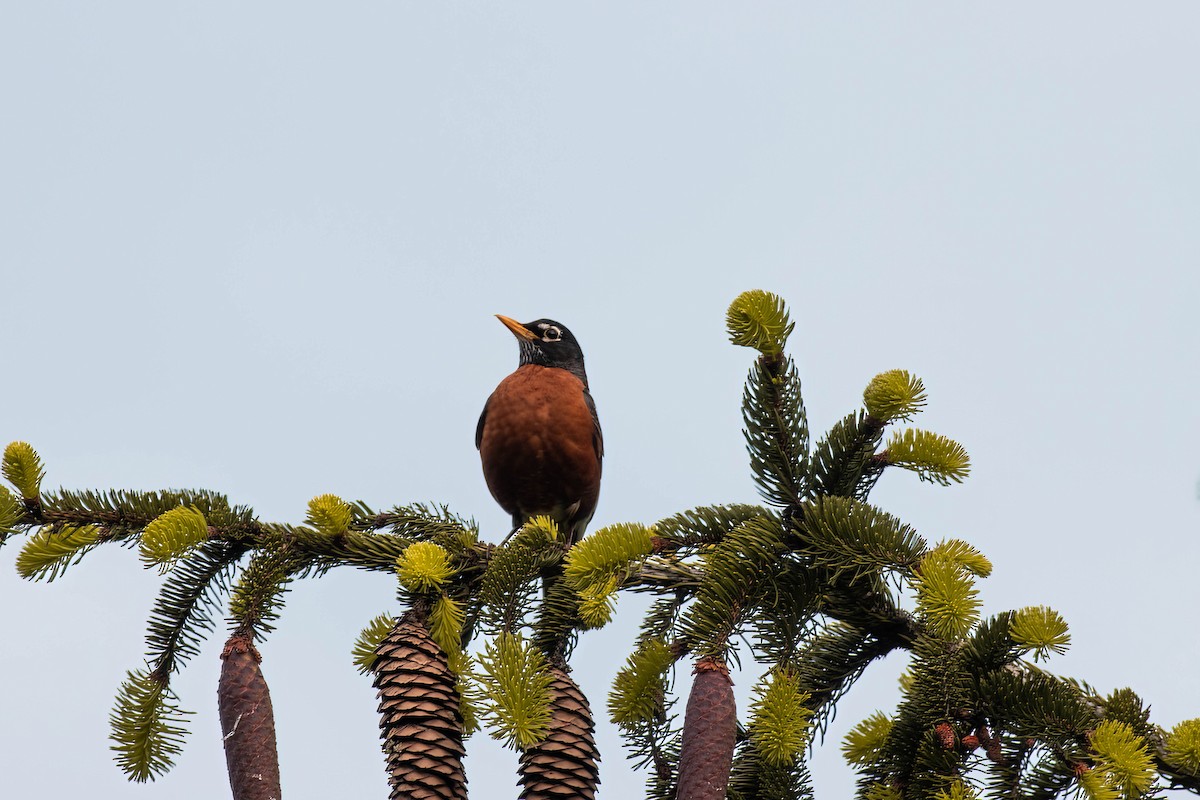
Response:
475,401,488,450
585,389,604,462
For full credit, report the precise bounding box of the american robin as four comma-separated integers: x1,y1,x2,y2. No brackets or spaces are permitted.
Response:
477,316,603,545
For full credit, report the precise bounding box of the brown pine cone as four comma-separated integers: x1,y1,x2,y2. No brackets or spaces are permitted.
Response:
518,665,601,800
676,657,736,800
373,611,467,800
985,737,1006,765
934,722,956,750
218,636,282,800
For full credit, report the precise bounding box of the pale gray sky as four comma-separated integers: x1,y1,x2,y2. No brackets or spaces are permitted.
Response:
2,4,1198,799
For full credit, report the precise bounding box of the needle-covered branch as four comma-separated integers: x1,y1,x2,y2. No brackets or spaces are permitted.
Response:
5,289,1196,800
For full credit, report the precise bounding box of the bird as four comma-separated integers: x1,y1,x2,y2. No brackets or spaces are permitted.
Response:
477,315,603,546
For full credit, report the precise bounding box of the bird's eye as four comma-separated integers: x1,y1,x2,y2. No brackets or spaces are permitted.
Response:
543,326,562,342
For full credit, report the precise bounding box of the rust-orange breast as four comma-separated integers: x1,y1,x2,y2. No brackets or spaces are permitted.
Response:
478,364,602,525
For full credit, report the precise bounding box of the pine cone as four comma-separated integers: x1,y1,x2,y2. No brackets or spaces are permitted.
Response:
518,665,600,800
677,657,736,800
985,737,1006,765
218,636,282,800
960,734,980,751
373,611,467,800
934,722,956,750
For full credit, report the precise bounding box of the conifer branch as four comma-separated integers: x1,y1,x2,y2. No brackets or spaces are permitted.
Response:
352,502,479,548
1159,751,1200,793
746,668,813,767
676,515,786,659
797,495,926,584
821,575,921,650
560,523,654,633
622,557,707,594
913,548,983,640
961,612,1024,675
1010,606,1071,663
479,517,563,635
652,504,769,549
610,638,676,729
140,506,210,572
1085,720,1156,798
882,429,971,486
227,549,301,642
565,521,654,591
615,607,687,797
305,493,353,536
428,594,469,674
13,489,469,580
726,289,795,356
929,539,992,578
109,668,193,782
3,440,46,500
866,634,978,797
747,558,821,668
863,370,928,423
145,540,247,680
808,411,887,499
15,523,101,581
40,488,257,540
0,486,23,545
1163,719,1200,783
794,621,898,740
396,540,455,592
473,632,554,751
10,289,1200,798
727,740,815,800
979,668,1096,749
532,558,586,661
743,354,810,510
843,711,894,767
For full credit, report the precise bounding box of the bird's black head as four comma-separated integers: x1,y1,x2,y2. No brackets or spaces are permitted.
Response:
497,315,589,386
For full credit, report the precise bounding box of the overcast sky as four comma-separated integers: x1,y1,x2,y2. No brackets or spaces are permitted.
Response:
3,4,1198,799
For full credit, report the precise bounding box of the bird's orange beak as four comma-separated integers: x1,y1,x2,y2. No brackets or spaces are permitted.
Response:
496,315,537,341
